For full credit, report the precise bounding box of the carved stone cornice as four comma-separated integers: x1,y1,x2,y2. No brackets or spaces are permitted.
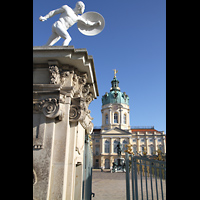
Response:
34,57,95,131
47,63,92,99
33,46,99,98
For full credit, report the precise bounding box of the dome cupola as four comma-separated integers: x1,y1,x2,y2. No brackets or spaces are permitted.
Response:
102,70,129,106
101,69,130,130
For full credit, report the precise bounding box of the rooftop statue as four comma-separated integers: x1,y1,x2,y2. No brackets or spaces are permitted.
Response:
39,1,105,46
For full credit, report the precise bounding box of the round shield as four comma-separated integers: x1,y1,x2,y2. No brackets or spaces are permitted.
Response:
77,12,105,36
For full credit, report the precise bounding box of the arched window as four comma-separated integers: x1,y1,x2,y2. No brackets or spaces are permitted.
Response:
105,114,108,124
123,114,126,124
104,140,110,153
114,113,118,123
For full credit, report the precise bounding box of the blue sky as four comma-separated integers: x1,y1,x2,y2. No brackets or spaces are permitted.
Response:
33,0,166,133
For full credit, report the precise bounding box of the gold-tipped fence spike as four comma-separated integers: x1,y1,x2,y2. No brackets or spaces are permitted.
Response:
143,147,147,156
125,143,133,154
155,149,164,161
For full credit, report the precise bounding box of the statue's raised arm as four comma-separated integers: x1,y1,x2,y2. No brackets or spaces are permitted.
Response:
39,1,105,46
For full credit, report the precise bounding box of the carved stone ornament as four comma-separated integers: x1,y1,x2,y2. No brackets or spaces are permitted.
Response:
42,98,60,118
49,65,60,84
48,64,90,98
69,105,81,120
34,98,63,119
69,96,94,133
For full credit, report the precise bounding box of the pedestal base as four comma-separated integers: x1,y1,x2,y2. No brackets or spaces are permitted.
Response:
111,158,126,173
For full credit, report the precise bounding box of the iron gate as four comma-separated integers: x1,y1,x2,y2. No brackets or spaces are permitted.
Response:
125,151,166,200
82,134,94,200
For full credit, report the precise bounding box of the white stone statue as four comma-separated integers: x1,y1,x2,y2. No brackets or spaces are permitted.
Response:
39,1,102,46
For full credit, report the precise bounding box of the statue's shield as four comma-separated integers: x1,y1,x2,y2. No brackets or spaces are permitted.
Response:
77,12,105,36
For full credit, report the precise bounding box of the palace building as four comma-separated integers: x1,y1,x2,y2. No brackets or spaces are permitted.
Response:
91,71,166,170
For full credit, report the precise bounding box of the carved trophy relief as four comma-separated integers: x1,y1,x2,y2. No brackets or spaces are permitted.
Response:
86,92,93,104
60,69,74,86
73,72,88,97
49,65,60,84
82,83,91,97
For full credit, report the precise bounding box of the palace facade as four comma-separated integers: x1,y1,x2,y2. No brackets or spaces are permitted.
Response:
91,72,166,170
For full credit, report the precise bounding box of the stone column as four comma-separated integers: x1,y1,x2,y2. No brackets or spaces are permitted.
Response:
145,133,148,155
33,46,98,200
162,136,166,153
137,133,140,154
101,138,104,154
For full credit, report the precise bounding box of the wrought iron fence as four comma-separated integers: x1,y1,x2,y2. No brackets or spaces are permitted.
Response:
82,134,94,200
125,146,166,200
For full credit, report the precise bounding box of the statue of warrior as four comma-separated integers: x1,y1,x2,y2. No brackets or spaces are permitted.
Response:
39,1,101,46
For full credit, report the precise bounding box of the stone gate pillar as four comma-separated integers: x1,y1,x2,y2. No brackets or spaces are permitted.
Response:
33,46,99,200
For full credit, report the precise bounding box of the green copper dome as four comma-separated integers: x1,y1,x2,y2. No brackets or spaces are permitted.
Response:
102,76,129,106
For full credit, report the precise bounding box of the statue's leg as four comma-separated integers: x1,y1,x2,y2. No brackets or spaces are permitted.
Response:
62,32,72,46
54,22,72,46
45,32,61,46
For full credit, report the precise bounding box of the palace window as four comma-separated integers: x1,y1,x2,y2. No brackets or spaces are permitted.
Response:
113,140,118,153
104,140,110,153
149,146,154,155
158,145,163,152
132,138,136,142
114,113,118,123
95,146,100,155
122,140,128,152
157,138,162,142
105,114,108,124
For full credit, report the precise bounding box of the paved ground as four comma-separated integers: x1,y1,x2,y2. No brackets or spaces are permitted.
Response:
92,171,166,200
92,171,127,200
